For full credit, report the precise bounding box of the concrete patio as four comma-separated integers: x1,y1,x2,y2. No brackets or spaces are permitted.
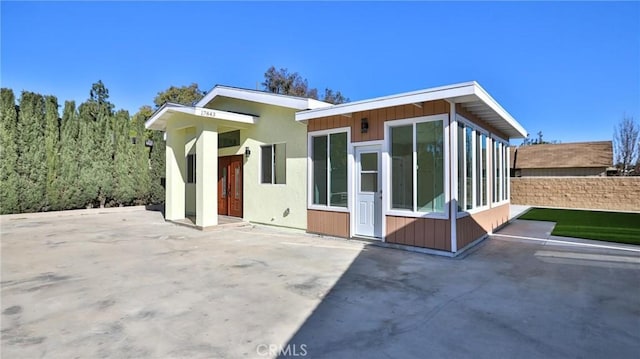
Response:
1,208,638,358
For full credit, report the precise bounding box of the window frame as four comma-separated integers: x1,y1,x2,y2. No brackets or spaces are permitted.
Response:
384,114,449,219
491,133,510,206
218,130,241,149
456,115,491,215
307,127,352,212
260,143,286,185
186,153,196,184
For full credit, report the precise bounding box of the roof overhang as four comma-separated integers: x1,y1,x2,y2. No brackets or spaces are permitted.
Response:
295,81,527,139
196,85,332,110
145,103,259,131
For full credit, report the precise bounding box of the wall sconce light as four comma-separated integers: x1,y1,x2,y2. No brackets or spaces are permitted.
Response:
361,118,369,133
245,146,251,157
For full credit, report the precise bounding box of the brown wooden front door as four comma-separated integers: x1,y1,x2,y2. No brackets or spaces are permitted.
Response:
218,155,243,217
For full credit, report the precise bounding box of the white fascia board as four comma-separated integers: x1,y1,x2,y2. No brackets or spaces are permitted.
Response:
472,83,528,138
196,85,331,110
145,105,171,130
144,103,257,131
192,107,257,124
296,82,477,121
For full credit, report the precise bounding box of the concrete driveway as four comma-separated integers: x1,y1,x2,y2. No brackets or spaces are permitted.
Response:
1,209,639,358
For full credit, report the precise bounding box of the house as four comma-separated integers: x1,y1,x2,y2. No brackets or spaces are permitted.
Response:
145,86,331,230
146,81,528,256
297,82,527,254
510,141,614,177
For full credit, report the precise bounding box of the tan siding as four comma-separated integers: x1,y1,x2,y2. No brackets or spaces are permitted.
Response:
456,203,510,250
308,100,450,143
307,210,350,238
385,216,451,251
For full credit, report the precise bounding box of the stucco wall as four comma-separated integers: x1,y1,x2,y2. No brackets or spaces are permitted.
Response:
211,98,308,230
511,177,640,211
185,128,197,216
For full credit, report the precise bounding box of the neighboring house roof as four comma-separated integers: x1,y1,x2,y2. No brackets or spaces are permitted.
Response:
295,81,527,139
511,141,613,169
146,85,332,131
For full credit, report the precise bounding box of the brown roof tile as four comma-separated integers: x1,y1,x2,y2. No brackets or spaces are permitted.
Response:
511,141,613,169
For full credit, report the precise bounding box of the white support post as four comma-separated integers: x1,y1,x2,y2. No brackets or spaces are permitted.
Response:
449,101,458,253
195,122,218,228
165,125,186,221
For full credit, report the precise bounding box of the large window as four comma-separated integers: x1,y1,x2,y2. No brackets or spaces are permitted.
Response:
457,118,489,212
261,144,286,184
311,132,347,207
389,117,444,214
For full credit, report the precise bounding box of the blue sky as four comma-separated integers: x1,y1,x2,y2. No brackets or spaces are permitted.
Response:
2,1,638,144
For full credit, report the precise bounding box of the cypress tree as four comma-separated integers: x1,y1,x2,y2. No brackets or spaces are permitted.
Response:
148,130,165,204
0,88,20,214
16,91,47,212
113,109,136,205
78,81,114,208
131,107,152,204
44,95,60,210
55,101,82,209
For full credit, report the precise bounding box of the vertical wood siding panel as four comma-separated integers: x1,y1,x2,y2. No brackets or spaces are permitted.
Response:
321,117,327,130
399,217,408,245
405,217,415,246
434,220,445,250
386,107,396,122
424,101,435,116
415,102,424,117
351,115,359,143
422,218,435,248
369,109,378,140
386,216,396,243
378,108,387,123
395,105,405,121
340,116,351,127
414,218,426,247
404,104,415,119
434,100,445,114
445,219,451,251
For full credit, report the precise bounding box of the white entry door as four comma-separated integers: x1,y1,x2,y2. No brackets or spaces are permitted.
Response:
355,146,382,238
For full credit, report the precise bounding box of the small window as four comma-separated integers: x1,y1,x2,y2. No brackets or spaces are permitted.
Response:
261,144,286,184
187,154,196,183
218,130,240,148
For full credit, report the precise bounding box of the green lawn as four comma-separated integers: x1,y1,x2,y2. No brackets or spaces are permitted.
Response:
518,208,640,245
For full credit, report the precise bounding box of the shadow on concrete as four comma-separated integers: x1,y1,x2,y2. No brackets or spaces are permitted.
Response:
276,235,639,359
145,203,165,217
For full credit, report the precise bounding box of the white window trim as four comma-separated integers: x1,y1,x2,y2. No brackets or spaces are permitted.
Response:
456,115,491,214
491,134,510,206
307,127,352,212
383,114,449,220
259,142,287,186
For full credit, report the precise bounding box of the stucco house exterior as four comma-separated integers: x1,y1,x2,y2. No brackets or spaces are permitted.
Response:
146,81,527,256
510,141,614,177
145,86,331,230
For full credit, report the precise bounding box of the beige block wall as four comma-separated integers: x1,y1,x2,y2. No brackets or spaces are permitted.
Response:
511,177,640,211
